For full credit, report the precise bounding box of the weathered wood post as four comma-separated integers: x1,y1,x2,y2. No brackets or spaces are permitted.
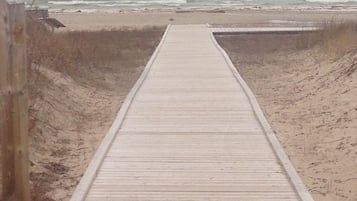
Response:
0,0,31,200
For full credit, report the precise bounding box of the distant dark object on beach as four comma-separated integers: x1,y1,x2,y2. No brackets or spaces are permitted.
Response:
175,10,193,13
207,9,226,13
26,8,66,32
175,9,226,14
169,18,175,22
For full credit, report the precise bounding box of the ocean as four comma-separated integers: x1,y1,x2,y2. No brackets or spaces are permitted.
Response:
30,0,357,10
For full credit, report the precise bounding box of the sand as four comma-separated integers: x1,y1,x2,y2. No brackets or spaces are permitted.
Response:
217,34,357,201
50,10,357,30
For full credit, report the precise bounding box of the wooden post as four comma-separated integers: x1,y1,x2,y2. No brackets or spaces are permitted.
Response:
0,1,31,201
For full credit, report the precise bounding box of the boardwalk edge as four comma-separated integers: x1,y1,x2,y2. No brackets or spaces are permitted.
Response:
209,28,315,201
69,24,172,201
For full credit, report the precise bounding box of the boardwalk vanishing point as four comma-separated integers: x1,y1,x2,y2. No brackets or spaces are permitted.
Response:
70,25,315,201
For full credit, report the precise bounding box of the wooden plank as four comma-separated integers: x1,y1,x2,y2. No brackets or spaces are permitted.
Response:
0,1,30,201
85,192,299,201
0,0,7,197
211,27,319,34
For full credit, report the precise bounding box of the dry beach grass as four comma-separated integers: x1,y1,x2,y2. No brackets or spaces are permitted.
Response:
217,22,357,201
24,17,164,201
297,21,357,56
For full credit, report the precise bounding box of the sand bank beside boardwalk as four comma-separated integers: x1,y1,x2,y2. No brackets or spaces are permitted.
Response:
25,20,164,201
218,33,357,201
51,10,357,30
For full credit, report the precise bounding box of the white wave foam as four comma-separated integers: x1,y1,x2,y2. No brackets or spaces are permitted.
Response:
269,20,317,25
305,0,357,2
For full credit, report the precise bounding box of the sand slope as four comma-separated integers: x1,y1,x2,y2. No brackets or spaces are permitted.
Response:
218,34,357,201
25,26,164,200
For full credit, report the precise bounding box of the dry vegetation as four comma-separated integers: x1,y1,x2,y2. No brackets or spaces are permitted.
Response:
217,22,357,201
24,17,164,201
298,21,357,56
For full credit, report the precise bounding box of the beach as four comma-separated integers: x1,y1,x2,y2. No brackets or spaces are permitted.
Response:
50,9,357,30
5,5,356,201
43,10,357,201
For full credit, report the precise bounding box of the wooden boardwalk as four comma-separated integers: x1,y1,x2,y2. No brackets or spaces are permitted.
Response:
210,26,318,34
70,25,314,201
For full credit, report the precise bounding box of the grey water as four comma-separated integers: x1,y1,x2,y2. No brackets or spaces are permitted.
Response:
29,0,357,10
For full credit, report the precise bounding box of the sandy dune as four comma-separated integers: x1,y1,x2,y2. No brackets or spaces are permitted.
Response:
218,33,357,201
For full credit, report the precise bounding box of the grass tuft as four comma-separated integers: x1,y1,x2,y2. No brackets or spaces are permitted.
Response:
298,20,357,56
